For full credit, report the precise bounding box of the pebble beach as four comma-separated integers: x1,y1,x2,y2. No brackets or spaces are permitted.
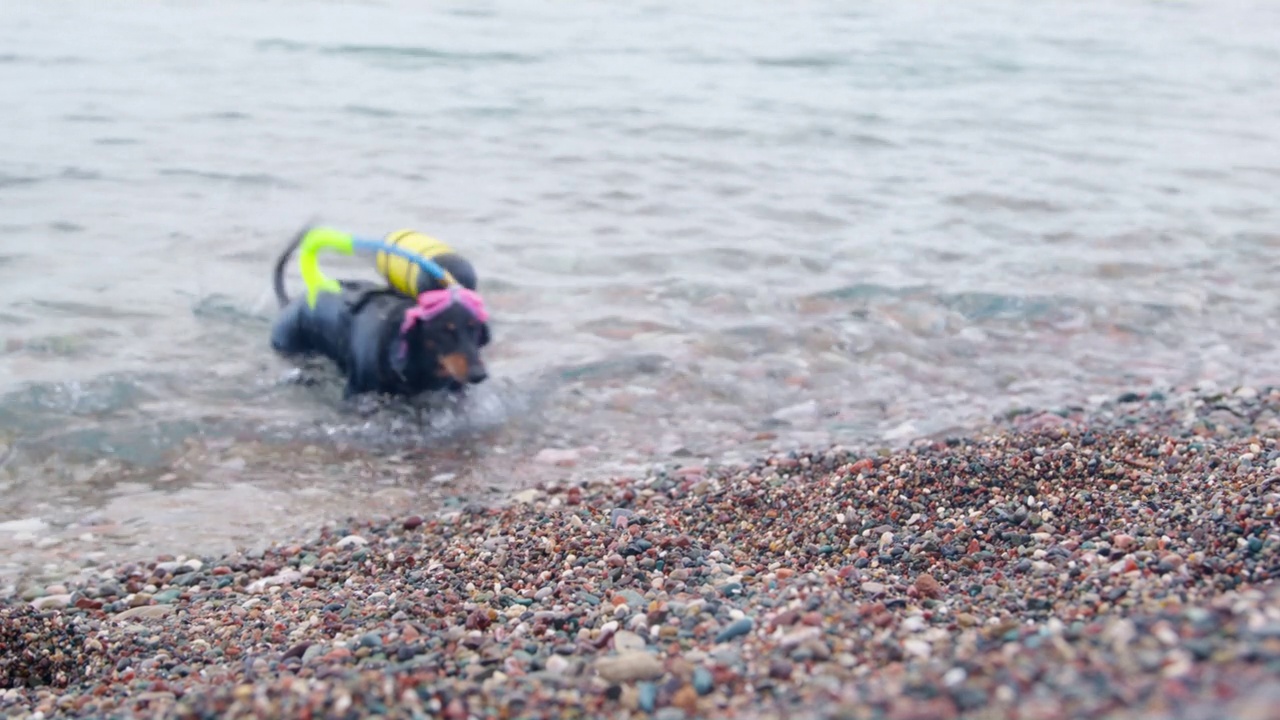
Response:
2,385,1279,719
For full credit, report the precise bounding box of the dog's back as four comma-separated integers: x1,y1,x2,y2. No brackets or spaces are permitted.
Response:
270,281,382,372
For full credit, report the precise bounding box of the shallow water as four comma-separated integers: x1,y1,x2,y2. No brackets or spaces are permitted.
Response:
2,0,1280,591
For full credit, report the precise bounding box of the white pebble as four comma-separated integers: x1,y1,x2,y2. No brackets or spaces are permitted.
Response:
335,535,368,549
903,639,931,659
30,594,71,610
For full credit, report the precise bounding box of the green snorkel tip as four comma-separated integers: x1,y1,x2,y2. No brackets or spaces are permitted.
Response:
298,227,356,308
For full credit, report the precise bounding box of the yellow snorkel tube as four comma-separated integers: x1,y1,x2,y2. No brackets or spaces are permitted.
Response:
296,226,459,308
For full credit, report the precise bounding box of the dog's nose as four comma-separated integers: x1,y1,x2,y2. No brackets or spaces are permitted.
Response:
468,364,488,384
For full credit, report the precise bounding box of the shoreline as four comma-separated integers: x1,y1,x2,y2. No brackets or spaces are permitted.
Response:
2,386,1279,719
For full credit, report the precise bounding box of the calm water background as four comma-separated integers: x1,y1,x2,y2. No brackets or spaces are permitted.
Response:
2,0,1279,591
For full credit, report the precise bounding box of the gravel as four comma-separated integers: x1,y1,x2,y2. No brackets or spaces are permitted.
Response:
2,384,1278,719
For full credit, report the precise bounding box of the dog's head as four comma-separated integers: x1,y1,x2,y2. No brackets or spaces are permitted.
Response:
393,287,491,389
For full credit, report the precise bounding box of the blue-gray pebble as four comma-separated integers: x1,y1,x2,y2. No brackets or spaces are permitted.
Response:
715,617,754,643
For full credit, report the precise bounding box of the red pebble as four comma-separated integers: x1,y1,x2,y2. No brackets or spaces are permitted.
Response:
321,648,352,663
914,574,944,599
466,609,492,631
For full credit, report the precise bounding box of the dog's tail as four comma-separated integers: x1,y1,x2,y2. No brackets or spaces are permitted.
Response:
272,222,316,308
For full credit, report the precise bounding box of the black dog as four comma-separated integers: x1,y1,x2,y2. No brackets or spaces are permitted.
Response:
269,227,491,400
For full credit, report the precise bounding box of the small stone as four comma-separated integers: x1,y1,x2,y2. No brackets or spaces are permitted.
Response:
638,682,658,713
403,516,424,530
861,581,887,596
30,594,72,610
610,508,634,528
914,574,943,599
597,652,664,682
693,666,714,695
903,639,932,659
282,642,311,661
335,535,368,549
657,708,688,720
321,647,353,663
672,685,698,716
715,617,754,643
614,630,647,653
114,605,174,621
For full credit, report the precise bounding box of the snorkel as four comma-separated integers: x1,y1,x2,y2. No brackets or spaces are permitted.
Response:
296,224,489,333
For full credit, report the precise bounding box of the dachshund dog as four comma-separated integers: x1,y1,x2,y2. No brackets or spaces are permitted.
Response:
269,227,491,400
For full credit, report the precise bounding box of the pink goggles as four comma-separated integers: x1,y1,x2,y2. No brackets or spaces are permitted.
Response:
399,286,489,335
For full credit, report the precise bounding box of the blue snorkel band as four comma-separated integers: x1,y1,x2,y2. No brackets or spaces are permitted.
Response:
350,237,456,287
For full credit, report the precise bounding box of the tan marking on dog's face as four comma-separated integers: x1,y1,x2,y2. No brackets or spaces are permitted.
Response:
438,352,469,381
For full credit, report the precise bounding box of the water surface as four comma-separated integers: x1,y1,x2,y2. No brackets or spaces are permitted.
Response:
2,0,1279,592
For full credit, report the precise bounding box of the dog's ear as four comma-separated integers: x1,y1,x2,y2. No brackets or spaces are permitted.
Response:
478,322,491,348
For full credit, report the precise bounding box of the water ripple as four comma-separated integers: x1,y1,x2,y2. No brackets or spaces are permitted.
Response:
157,168,297,187
256,38,543,65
